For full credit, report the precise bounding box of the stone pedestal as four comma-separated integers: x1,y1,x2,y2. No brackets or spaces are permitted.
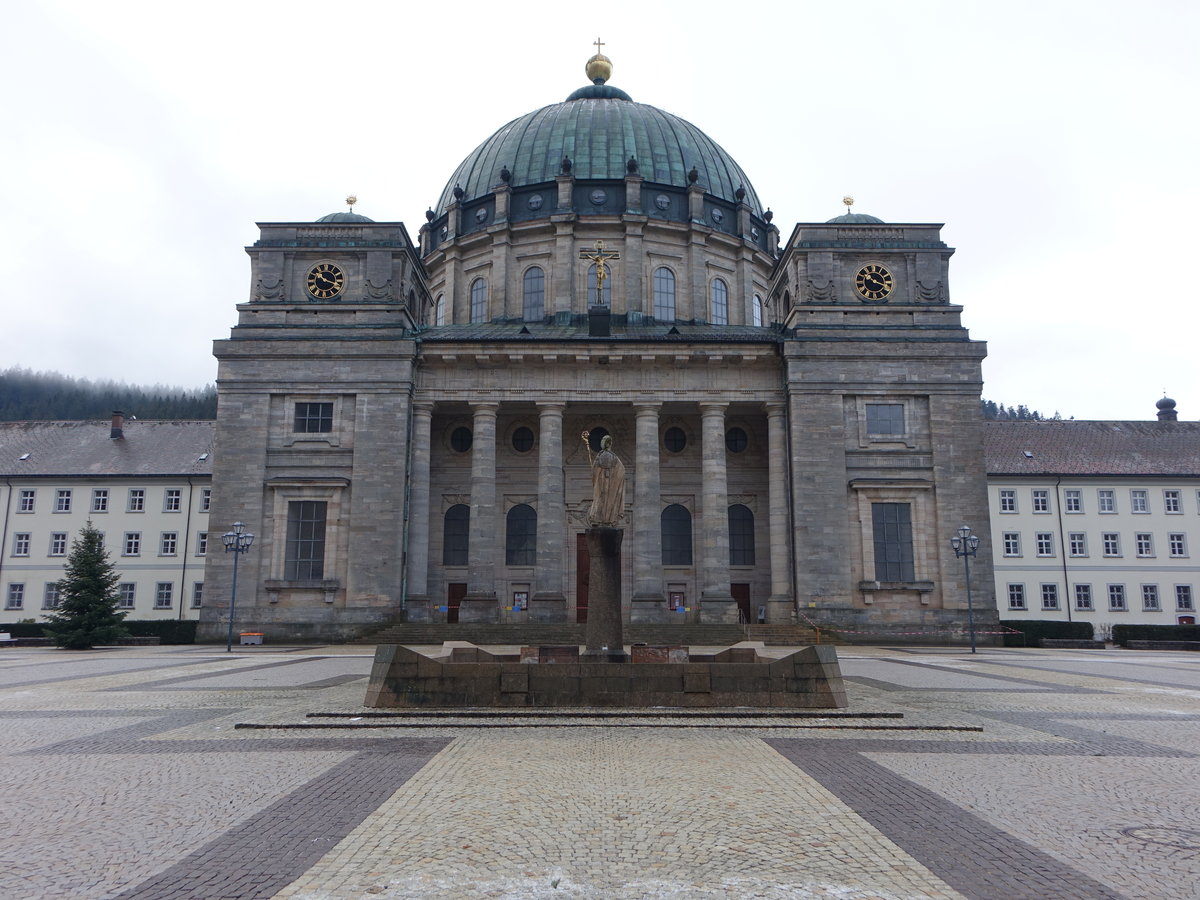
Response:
767,596,793,624
404,596,433,623
528,594,568,623
630,598,670,623
699,595,740,624
458,595,498,623
584,527,625,658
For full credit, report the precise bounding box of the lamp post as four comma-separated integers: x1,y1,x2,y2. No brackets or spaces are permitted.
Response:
949,524,981,654
222,521,255,652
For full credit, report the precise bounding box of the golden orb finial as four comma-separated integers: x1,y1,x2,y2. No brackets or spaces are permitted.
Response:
842,195,854,211
346,194,358,211
586,36,612,84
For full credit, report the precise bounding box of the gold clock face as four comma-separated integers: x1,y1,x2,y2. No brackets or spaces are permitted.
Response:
855,264,893,301
306,263,345,299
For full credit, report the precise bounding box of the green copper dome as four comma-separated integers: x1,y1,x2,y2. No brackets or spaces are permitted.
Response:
435,91,763,215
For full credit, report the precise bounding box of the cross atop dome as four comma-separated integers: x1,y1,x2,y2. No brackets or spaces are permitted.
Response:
586,37,613,85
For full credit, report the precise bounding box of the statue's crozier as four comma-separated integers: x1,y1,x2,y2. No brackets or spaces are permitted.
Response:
583,432,626,526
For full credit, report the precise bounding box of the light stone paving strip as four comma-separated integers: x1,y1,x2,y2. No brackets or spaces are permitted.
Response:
273,731,966,900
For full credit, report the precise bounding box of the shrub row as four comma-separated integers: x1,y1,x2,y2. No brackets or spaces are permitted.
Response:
2,620,197,644
1000,619,1094,647
1112,624,1200,646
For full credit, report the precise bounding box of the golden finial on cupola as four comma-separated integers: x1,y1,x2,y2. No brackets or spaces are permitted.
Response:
586,37,612,84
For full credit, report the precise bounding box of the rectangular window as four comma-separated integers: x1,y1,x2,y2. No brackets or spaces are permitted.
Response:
123,532,141,556
871,503,915,582
55,489,72,513
293,402,333,434
12,533,31,557
1130,490,1148,513
201,488,211,512
127,489,145,512
160,532,178,556
1108,584,1127,611
6,583,25,610
1102,532,1121,557
49,532,67,556
1064,489,1082,513
192,582,204,609
18,489,34,512
164,489,182,512
1074,584,1093,611
1040,584,1060,610
1002,532,1021,557
154,582,173,609
1141,585,1160,611
1098,489,1115,513
865,403,905,435
1177,585,1195,611
1135,533,1154,557
1068,532,1087,557
1032,489,1050,513
285,500,327,580
1164,490,1181,513
1035,532,1054,557
196,532,208,556
1007,583,1026,610
999,489,1017,513
42,583,60,610
91,489,109,513
118,583,136,609
1168,533,1187,557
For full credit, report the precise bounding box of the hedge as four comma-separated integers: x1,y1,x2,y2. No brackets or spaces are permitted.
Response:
1000,619,1094,647
1,622,50,638
1112,624,1200,646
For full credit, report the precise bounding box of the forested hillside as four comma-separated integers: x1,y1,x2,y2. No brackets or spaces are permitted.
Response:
980,400,1060,421
0,368,216,420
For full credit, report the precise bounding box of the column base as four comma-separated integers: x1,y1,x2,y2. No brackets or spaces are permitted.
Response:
630,597,670,624
404,596,433,623
699,595,740,624
767,596,794,625
458,594,498,623
528,593,567,623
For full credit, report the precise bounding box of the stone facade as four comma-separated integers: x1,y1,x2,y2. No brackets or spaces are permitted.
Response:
197,61,996,644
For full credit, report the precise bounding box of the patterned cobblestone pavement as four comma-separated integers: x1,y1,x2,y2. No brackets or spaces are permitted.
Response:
0,643,1197,899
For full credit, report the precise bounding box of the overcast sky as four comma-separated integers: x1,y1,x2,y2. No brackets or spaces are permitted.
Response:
4,0,1196,421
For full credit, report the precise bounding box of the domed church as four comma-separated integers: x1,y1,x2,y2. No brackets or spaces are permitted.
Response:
198,50,996,642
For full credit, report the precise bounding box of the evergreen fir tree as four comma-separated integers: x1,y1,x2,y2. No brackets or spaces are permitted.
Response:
44,521,128,650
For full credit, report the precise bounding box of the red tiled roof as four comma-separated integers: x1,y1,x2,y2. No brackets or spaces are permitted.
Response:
984,420,1200,477
0,420,214,478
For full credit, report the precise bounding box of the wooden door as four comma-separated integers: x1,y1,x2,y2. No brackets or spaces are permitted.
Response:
575,533,589,623
447,582,466,624
732,583,751,624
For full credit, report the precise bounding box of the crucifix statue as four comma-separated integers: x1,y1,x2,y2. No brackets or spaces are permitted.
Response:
579,240,620,306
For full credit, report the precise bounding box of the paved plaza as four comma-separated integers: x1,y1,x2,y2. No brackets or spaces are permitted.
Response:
0,643,1198,899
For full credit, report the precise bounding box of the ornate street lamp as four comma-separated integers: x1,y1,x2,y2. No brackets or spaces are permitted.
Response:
949,524,981,654
222,521,255,652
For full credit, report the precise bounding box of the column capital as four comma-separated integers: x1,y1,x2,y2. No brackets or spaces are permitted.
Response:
536,401,567,415
413,401,436,417
633,402,662,416
471,401,499,417
764,401,786,418
698,401,729,417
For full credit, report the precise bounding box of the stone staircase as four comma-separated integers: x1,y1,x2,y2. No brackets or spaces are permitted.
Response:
356,622,826,647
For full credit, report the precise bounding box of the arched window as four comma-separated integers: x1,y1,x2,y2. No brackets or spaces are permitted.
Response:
587,263,611,307
752,293,763,327
470,277,487,323
711,278,728,325
661,504,693,566
653,267,676,321
522,267,544,321
443,504,470,566
505,504,537,566
729,504,755,566
434,293,446,326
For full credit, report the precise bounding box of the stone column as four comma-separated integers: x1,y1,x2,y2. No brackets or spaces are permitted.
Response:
531,402,567,622
766,402,792,623
630,402,667,623
699,401,737,622
405,401,435,622
461,402,498,621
